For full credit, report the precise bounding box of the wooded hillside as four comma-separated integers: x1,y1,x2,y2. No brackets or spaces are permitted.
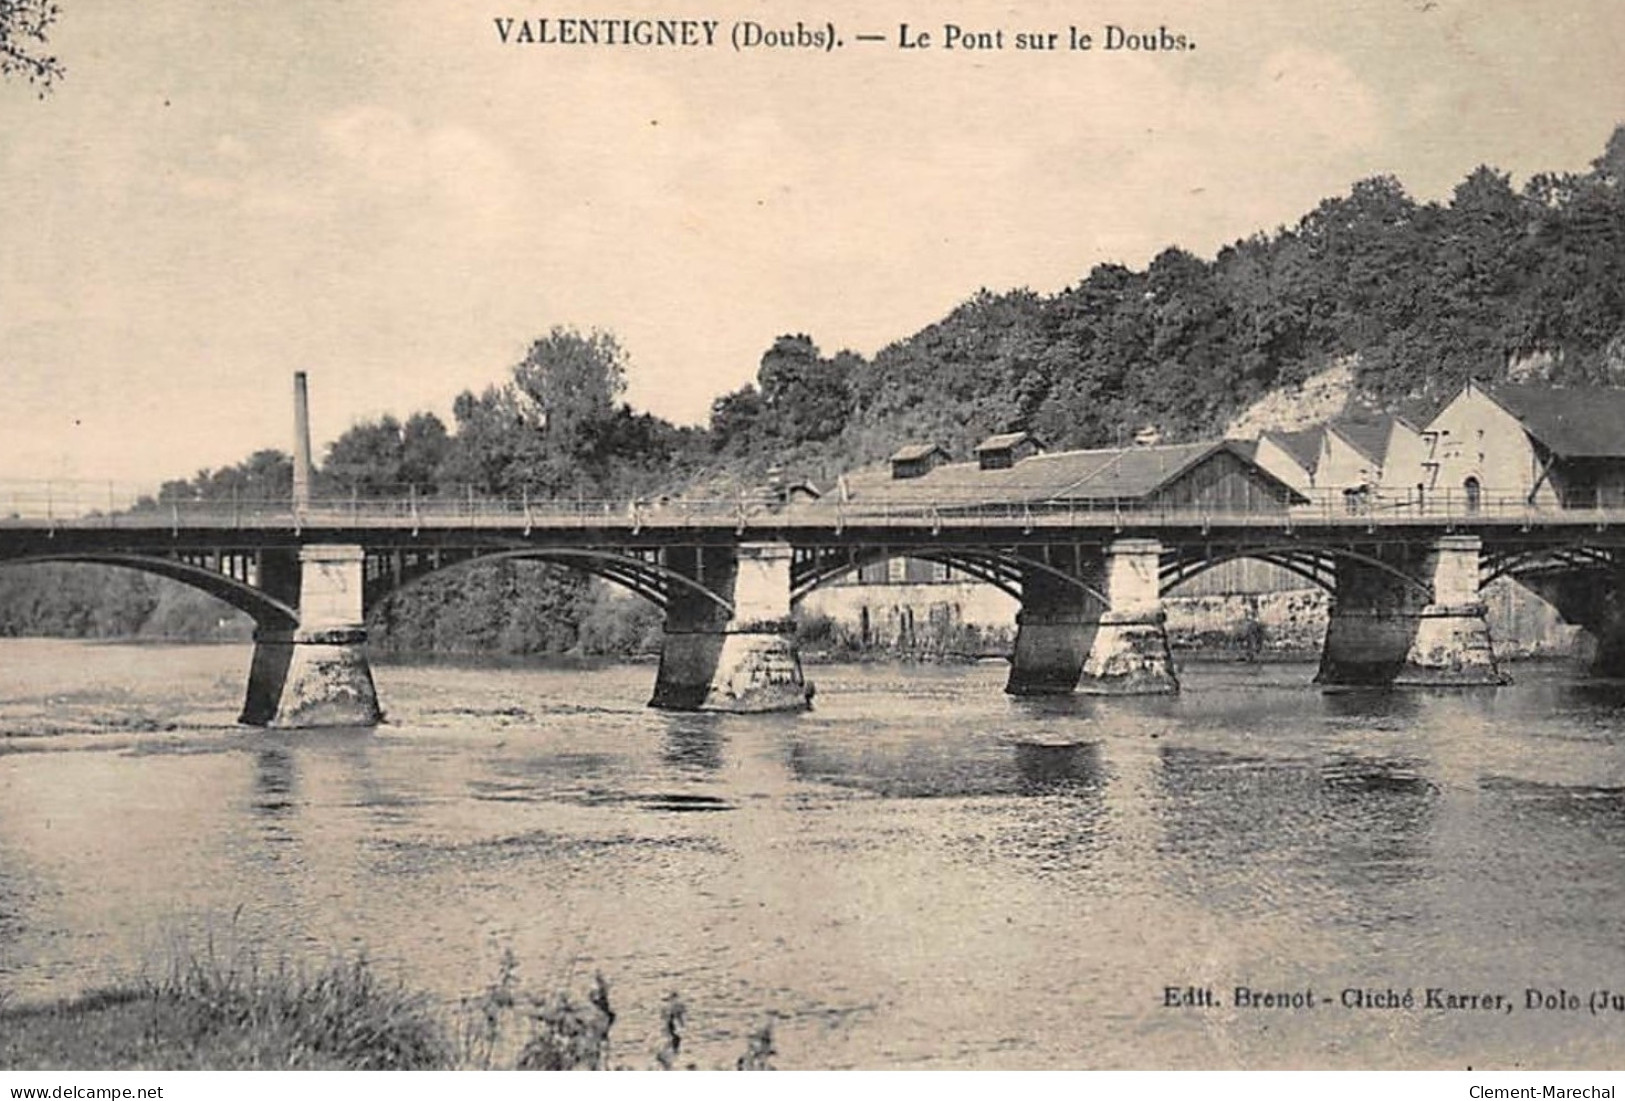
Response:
6,128,1624,649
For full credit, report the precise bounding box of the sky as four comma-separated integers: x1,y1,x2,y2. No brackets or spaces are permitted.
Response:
1,0,1622,490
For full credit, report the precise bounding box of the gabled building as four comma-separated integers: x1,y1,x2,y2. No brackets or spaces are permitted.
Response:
1252,427,1325,494
1373,415,1431,500
1316,415,1426,501
1250,417,1426,508
1318,418,1386,491
1423,381,1625,509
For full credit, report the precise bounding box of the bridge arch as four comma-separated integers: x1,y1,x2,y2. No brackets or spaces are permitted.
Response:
791,545,1109,607
364,546,736,618
0,552,301,630
1160,544,1436,601
1480,543,1619,586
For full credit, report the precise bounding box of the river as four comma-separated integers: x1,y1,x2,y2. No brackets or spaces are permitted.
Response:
2,638,1625,1069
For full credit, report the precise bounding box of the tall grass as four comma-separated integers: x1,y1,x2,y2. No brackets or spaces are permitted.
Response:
148,948,448,1069
0,944,776,1071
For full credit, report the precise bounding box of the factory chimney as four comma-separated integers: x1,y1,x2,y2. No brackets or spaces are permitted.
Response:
293,371,313,510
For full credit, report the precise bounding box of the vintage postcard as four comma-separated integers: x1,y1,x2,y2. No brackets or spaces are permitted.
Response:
2,0,1624,1079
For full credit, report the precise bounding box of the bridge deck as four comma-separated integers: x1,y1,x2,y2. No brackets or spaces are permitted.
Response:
3,493,1625,537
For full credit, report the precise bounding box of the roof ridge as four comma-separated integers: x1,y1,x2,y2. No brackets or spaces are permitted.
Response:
1047,440,1221,499
1050,448,1129,497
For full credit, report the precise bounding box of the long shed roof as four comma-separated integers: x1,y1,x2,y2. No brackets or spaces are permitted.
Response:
840,439,1302,508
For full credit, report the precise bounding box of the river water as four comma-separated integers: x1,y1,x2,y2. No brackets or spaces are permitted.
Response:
3,639,1625,1069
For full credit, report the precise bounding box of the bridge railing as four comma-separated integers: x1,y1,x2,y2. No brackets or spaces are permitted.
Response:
6,482,1625,530
0,485,763,529
800,486,1625,529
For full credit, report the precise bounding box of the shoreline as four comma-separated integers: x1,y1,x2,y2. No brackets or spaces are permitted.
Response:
0,633,1589,668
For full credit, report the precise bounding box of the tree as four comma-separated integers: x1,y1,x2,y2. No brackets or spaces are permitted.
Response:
1593,124,1625,187
755,334,855,443
708,384,766,454
500,326,632,495
321,412,450,496
1,0,63,94
512,326,628,441
156,449,292,503
435,385,530,495
399,412,451,489
323,416,407,496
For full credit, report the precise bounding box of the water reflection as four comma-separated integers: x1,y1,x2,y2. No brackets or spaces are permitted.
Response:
1007,694,1099,721
251,744,298,821
1153,744,1438,926
1480,775,1625,828
1008,691,1186,727
1517,676,1625,717
1561,683,1625,712
471,747,622,806
323,731,422,827
1320,684,1513,730
1319,687,1425,722
1011,741,1103,796
784,731,1101,800
941,739,1109,880
1319,755,1439,797
661,716,726,773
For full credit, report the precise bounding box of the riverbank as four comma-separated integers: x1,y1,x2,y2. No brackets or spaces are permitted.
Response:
801,579,1587,664
0,957,446,1070
0,952,771,1071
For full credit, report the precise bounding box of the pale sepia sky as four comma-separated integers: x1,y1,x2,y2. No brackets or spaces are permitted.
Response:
1,0,1621,487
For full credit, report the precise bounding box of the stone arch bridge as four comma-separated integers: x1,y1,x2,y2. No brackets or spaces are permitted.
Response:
4,493,1625,725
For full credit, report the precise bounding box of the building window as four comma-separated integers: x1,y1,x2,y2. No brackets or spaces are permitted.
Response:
1463,476,1481,513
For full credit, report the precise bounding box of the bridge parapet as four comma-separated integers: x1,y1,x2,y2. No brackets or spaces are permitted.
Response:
14,481,1625,535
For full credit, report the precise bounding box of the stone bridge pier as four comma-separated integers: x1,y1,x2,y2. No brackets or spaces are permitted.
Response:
241,544,383,727
1316,534,1505,687
1006,538,1178,697
1081,538,1178,695
1517,569,1625,677
1006,544,1105,696
649,541,812,713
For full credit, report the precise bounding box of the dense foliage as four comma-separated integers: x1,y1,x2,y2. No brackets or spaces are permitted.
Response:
755,130,1625,474
7,129,1625,650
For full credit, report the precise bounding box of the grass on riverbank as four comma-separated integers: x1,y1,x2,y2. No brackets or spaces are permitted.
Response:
0,948,774,1071
0,955,446,1070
